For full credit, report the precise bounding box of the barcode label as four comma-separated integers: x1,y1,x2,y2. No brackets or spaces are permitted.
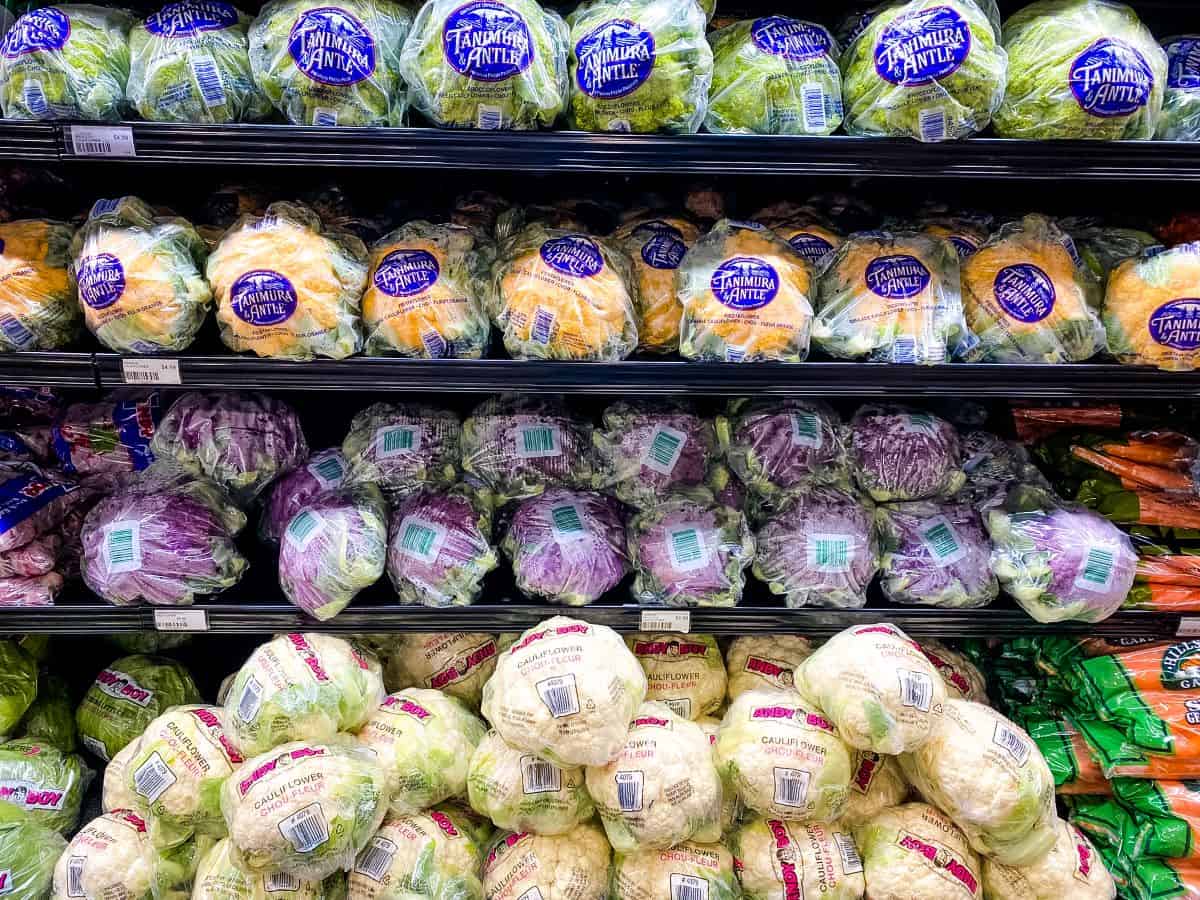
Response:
918,107,947,142
122,358,181,384
664,697,692,718
1062,235,1082,267
639,609,690,633
154,609,209,632
477,104,504,129
515,424,561,459
902,414,936,434
773,767,810,807
667,526,709,572
898,670,934,712
800,82,827,133
790,412,822,449
421,329,448,358
307,454,345,488
550,503,585,540
536,674,580,718
725,346,745,362
1179,618,1200,637
0,315,34,349
992,722,1031,766
278,803,330,853
375,424,421,458
69,125,135,157
1075,547,1116,592
82,735,108,761
835,833,863,875
67,857,85,898
532,307,556,345
807,533,851,574
643,425,687,475
285,510,325,551
518,888,544,900
104,521,142,574
192,55,226,107
893,337,917,364
90,198,120,218
237,675,263,723
132,751,177,802
670,875,707,900
615,771,644,811
354,837,396,882
23,79,47,117
397,516,446,564
521,756,561,794
312,107,338,127
265,872,300,893
919,516,966,567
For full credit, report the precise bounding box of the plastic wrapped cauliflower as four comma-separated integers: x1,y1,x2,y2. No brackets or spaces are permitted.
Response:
0,819,65,900
223,633,385,756
388,487,498,607
717,399,847,500
1104,242,1200,371
461,396,594,505
481,616,647,767
357,689,487,816
76,655,202,761
627,633,725,721
678,220,814,363
799,623,946,755
193,837,326,900
260,448,348,544
208,202,367,360
994,0,1166,140
841,0,1006,141
467,730,593,835
725,636,813,701
566,0,711,133
610,841,739,900
343,403,460,504
1158,36,1200,140
0,5,132,120
348,806,489,900
489,225,637,361
51,811,157,900
399,0,568,129
381,632,500,710
850,406,964,502
981,817,1116,900
70,196,212,353
0,738,86,834
814,231,967,364
854,803,982,900
839,751,909,828
961,214,1104,363
0,219,79,352
103,740,145,814
222,738,388,881
1067,220,1161,281
774,219,844,270
248,0,412,126
899,700,1057,866
152,391,308,503
594,402,717,507
706,17,842,134
731,818,866,899
482,826,609,900
611,216,699,353
364,222,492,358
986,487,1136,624
128,1,269,123
920,214,990,260
919,640,988,702
502,488,628,606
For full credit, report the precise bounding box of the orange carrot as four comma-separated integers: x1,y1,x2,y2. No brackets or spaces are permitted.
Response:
1125,584,1200,612
1072,445,1195,492
1099,439,1194,469
1130,492,1200,529
1138,556,1200,585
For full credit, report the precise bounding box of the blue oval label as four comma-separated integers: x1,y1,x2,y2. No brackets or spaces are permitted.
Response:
787,232,835,266
1149,298,1200,350
540,235,604,278
949,235,979,258
287,6,376,86
3,7,70,57
994,263,1056,324
144,1,239,37
575,18,655,100
374,249,440,297
634,222,686,270
442,0,532,83
77,254,125,310
751,17,832,61
1167,38,1200,91
230,269,298,326
865,254,931,299
874,5,970,86
1069,38,1154,118
711,256,780,310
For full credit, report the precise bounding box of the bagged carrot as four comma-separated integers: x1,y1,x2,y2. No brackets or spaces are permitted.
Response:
1113,779,1200,860
1013,403,1123,442
1075,714,1200,780
1125,585,1200,612
1138,555,1200,587
1072,444,1196,493
1026,716,1113,794
1131,857,1200,900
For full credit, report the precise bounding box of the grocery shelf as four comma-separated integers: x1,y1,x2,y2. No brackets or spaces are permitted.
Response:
0,602,143,633
0,121,62,161
0,352,99,388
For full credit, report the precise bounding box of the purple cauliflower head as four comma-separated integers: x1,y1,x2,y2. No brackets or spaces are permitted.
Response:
876,500,998,608
593,401,717,508
718,398,848,498
260,448,349,545
850,405,965,502
342,402,460,504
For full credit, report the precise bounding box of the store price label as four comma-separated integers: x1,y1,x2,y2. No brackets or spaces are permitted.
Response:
638,610,690,633
68,125,135,157
154,609,209,632
1178,617,1200,637
122,358,180,385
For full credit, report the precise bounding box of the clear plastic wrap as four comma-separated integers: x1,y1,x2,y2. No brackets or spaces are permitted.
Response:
0,387,60,422
399,0,568,130
0,819,65,900
482,826,609,900
1158,36,1200,140
920,214,990,260
380,632,500,710
51,811,160,900
730,818,866,899
347,807,487,900
70,196,212,354
959,430,1048,511
0,640,36,736
363,221,492,358
0,5,132,120
850,405,965,502
0,219,79,352
724,635,813,700
342,402,460,504
706,17,842,135
919,638,988,702
467,731,594,835
17,671,77,750
260,447,348,544
102,740,144,814
774,218,844,269
248,0,412,126
52,392,162,486
0,463,83,554
852,803,982,900
813,230,967,364
610,841,740,900
193,837,326,900
1104,243,1200,372
566,0,711,134
0,737,86,834
0,572,62,607
593,401,717,507
839,750,910,828
982,818,1115,900
610,215,699,353
207,201,367,360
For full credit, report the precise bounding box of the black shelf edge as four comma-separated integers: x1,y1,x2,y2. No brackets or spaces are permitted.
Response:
0,352,98,387
0,603,143,633
0,121,62,161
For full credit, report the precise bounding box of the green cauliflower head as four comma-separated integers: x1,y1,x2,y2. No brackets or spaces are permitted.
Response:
0,819,66,900
0,738,87,835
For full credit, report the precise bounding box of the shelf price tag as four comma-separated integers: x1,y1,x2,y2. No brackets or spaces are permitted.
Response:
154,609,208,632
1178,617,1200,637
638,609,690,633
68,125,135,157
122,358,180,385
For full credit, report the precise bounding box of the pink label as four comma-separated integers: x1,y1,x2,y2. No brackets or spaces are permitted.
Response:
287,634,330,682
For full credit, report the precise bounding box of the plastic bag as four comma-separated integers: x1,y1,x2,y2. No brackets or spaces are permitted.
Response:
610,215,698,353
677,219,814,362
1105,243,1200,372
0,572,61,606
208,202,367,360
1131,858,1200,900
0,819,65,900
343,402,460,503
70,197,212,354
0,220,79,352
850,405,965,502
399,0,568,129
0,640,36,736
717,398,847,500
610,842,739,900
1112,779,1200,860
0,737,86,834
981,817,1117,900
814,230,967,364
0,387,60,422
593,401,717,507
468,732,593,835
1159,36,1200,140
1025,716,1112,794
706,17,842,135
0,535,59,576
774,218,844,269
876,500,998,608
730,819,866,897
193,838,325,900
17,671,76,751
129,0,269,123
260,448,348,544
959,430,1048,511
347,807,486,900
363,221,491,358
629,633,727,719
52,393,161,485
489,224,637,361
920,214,990,260
566,0,712,134
0,463,83,554
724,634,813,699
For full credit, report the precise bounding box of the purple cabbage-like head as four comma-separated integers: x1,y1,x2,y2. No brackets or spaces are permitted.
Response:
342,403,461,503
876,500,998,608
850,406,965,502
594,401,716,508
719,399,848,498
260,448,349,545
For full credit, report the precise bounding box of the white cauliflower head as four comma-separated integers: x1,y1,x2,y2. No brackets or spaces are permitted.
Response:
481,617,647,767
627,634,727,720
730,818,866,900
918,641,988,703
714,689,851,822
193,837,325,900
839,751,909,828
53,811,156,900
696,717,741,835
799,624,946,755
724,636,813,701
482,825,610,900
103,740,147,815
899,700,1057,866
611,842,740,900
383,633,502,710
348,807,489,900
586,702,722,852
982,817,1115,900
467,730,593,836
854,803,982,900
356,689,487,816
